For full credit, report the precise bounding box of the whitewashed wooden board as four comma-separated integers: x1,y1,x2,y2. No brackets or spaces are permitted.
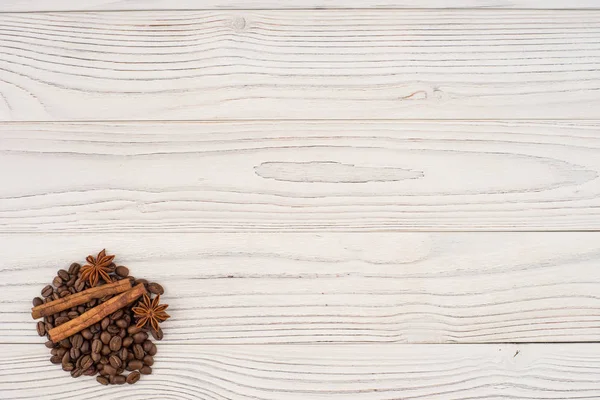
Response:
3,232,600,344
1,0,598,12
1,10,600,120
2,344,600,399
0,120,599,232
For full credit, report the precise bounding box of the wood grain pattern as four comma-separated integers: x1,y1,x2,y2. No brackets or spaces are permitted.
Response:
3,232,600,344
1,10,600,120
2,343,600,399
1,0,599,12
1,121,599,232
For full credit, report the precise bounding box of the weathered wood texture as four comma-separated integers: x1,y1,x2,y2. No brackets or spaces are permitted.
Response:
2,344,600,399
0,0,598,12
1,11,600,121
3,232,600,344
0,121,599,232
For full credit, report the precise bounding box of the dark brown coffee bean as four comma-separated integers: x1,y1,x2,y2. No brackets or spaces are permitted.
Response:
110,309,124,321
83,366,97,376
102,364,117,376
101,317,110,331
146,342,157,356
115,319,128,329
150,326,164,341
41,285,53,297
36,321,46,336
55,316,70,326
133,344,144,360
91,352,102,363
114,266,129,278
119,329,127,339
122,337,134,348
45,314,54,324
70,333,83,349
32,297,43,307
59,339,71,349
57,269,70,281
109,336,122,352
96,376,109,385
127,360,143,371
67,311,79,319
52,276,63,287
143,355,154,366
59,290,70,298
56,347,67,357
147,282,164,295
50,355,62,364
80,340,91,354
51,348,58,356
100,294,113,302
127,325,142,335
88,298,97,307
70,368,83,378
118,348,128,361
107,324,120,334
59,310,68,317
61,351,70,366
126,370,140,384
91,339,103,353
101,345,112,356
52,292,60,301
74,279,85,292
109,355,122,369
62,363,74,371
77,305,86,314
69,263,81,275
135,278,148,286
90,323,101,334
100,356,109,365
124,314,131,324
81,328,93,340
69,287,77,294
45,340,55,349
100,331,111,344
142,340,152,353
113,375,126,385
139,366,152,375
69,347,80,361
80,355,93,371
45,322,53,332
133,332,147,344
126,352,134,361
66,276,77,287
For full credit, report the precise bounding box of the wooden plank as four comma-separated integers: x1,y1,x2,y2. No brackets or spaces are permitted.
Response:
1,120,600,232
0,11,600,121
1,1,599,12
1,344,600,399
4,232,600,344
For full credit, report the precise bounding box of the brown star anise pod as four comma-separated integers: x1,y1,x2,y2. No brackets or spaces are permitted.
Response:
132,293,170,331
80,249,114,287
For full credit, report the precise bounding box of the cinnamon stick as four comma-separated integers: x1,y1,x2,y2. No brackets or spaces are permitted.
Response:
31,279,132,319
48,284,146,343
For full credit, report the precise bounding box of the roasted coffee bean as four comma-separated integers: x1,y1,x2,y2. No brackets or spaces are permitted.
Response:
126,370,140,384
115,266,129,278
61,351,70,366
143,355,154,366
91,339,103,353
127,325,142,335
50,355,62,364
133,332,147,344
81,328,93,340
51,348,58,356
70,368,83,378
45,314,54,324
124,314,131,324
55,316,70,326
122,337,134,348
36,321,46,336
118,348,128,361
135,278,148,286
69,287,77,294
59,339,71,349
81,340,91,354
45,322,53,332
52,276,63,287
69,348,81,361
96,375,109,385
83,367,96,376
45,340,55,349
147,282,164,295
59,290,71,298
67,311,79,319
107,324,120,334
127,360,143,371
57,269,70,281
74,279,85,292
68,262,81,275
102,364,117,376
100,331,111,345
142,340,153,353
111,309,124,321
88,299,97,308
80,355,93,371
100,294,113,302
52,292,61,301
133,344,144,360
109,355,122,369
71,333,83,349
100,356,109,365
109,336,122,352
115,319,128,329
101,345,112,356
119,329,127,339
62,363,74,372
78,306,86,314
60,310,68,317
113,375,126,385
32,297,43,307
139,366,152,375
56,347,67,358
127,352,134,361
150,326,164,341
41,285,53,297
91,352,102,363
66,276,77,286
90,323,101,334
101,317,110,331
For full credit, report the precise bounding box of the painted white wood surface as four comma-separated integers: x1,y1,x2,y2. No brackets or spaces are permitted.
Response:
1,10,600,121
3,232,600,344
1,0,599,12
2,344,600,399
0,121,599,232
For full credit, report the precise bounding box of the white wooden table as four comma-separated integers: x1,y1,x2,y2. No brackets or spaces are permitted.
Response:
1,1,600,398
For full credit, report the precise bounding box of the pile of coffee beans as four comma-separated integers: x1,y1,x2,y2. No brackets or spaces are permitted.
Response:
34,262,165,385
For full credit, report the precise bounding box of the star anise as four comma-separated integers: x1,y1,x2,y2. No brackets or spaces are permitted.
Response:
132,293,170,331
80,249,114,287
